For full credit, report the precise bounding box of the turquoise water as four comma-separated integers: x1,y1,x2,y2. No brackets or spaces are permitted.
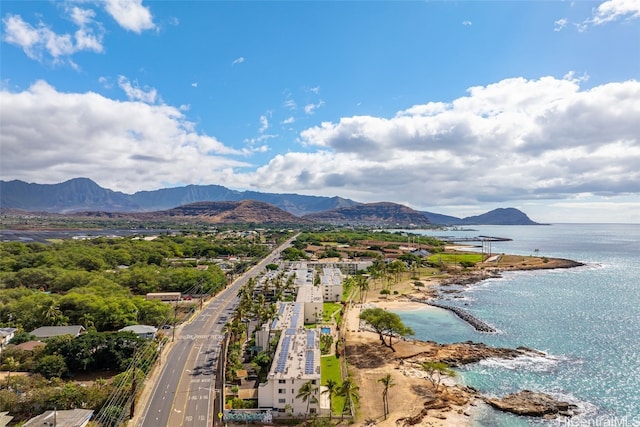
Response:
393,224,640,426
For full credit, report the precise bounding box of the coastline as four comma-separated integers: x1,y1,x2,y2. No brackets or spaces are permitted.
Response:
343,255,584,427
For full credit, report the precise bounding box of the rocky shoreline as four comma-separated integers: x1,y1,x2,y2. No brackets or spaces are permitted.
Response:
346,254,587,426
484,390,580,419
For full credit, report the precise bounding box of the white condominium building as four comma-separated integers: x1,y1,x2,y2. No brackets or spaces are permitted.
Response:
320,267,343,302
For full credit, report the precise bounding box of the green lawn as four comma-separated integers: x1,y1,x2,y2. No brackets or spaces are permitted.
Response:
322,302,342,323
427,253,483,265
321,355,345,416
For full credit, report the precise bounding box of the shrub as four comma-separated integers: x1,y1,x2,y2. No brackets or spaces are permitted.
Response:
413,281,424,287
380,289,390,295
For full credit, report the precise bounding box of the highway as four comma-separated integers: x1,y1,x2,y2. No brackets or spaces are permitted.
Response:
135,234,297,427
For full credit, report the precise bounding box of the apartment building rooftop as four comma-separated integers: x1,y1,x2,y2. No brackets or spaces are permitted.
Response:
270,302,304,331
296,285,323,304
268,328,320,380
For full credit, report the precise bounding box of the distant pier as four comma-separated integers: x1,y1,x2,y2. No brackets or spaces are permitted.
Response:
437,235,512,243
408,296,497,333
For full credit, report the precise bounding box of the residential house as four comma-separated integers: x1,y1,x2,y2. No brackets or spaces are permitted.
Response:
0,328,16,351
14,341,45,352
119,325,158,339
30,325,85,340
23,409,93,427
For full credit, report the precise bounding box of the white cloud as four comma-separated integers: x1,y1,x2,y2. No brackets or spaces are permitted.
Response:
103,0,155,33
2,75,638,222
232,56,245,65
304,100,324,115
283,98,297,110
2,2,155,64
0,81,247,193
238,76,640,213
191,82,198,88
70,7,95,27
117,76,158,103
282,117,295,124
2,12,103,64
554,18,568,31
259,114,270,133
580,0,640,30
462,20,472,26
244,134,276,150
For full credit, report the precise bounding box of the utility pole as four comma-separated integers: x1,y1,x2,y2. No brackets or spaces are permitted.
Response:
130,346,137,419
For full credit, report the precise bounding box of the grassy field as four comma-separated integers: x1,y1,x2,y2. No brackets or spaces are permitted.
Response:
321,355,345,416
323,302,342,323
427,252,483,265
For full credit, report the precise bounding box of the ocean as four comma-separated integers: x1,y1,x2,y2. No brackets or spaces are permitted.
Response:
393,224,640,427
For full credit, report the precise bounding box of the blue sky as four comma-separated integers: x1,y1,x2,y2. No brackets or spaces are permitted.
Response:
1,0,639,223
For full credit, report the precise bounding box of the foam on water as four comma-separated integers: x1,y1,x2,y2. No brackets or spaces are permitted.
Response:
474,352,568,373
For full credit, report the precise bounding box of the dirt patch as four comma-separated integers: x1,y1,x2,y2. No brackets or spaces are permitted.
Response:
344,329,476,427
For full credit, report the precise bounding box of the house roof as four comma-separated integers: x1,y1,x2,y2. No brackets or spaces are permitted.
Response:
238,388,258,400
14,341,46,351
0,328,16,338
23,409,93,427
30,325,85,339
0,411,13,427
119,325,158,335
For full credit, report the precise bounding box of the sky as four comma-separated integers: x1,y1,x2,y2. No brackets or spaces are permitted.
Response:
1,0,639,223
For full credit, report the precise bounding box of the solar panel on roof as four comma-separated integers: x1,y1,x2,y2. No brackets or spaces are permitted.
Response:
275,335,292,373
306,330,315,347
304,350,315,375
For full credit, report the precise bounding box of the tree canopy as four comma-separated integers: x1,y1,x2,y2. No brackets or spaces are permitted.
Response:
359,308,414,352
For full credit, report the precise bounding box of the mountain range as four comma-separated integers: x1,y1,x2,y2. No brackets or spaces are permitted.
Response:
0,178,541,226
0,178,356,216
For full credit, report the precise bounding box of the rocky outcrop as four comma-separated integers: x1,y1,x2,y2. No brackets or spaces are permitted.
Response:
484,390,579,418
400,341,545,367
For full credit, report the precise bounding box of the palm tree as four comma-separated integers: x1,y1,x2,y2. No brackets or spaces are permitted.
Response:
322,379,339,420
296,380,318,419
43,301,67,326
354,274,370,303
387,260,407,286
337,378,360,421
368,260,385,290
378,373,395,420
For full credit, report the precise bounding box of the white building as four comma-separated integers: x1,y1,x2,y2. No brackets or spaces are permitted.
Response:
296,286,323,324
319,267,344,302
257,328,325,416
255,302,304,351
